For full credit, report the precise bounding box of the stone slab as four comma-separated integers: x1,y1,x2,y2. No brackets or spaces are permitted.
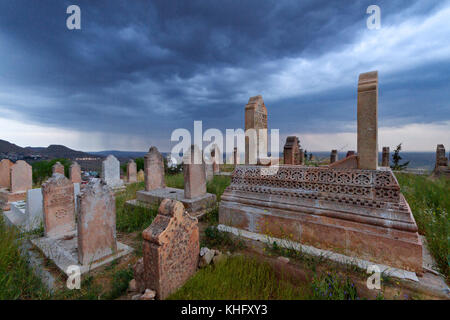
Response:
31,231,133,275
0,188,26,211
134,187,216,215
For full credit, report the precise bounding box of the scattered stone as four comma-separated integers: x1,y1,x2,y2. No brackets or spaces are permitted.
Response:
140,289,156,300
199,247,215,267
277,256,290,264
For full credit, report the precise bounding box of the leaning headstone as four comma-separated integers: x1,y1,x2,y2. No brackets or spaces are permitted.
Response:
357,71,378,170
330,150,338,164
382,147,390,167
137,169,145,182
245,95,268,164
184,145,207,199
144,147,165,191
77,179,117,265
0,159,13,188
142,199,199,299
10,160,32,193
42,173,75,238
69,162,82,183
52,162,65,175
101,155,124,189
127,160,137,183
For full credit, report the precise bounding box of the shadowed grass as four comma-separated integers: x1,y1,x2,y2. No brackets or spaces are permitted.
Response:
0,218,50,299
168,255,308,300
396,173,449,280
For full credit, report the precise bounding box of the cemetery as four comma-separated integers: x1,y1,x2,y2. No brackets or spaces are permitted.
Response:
0,71,448,301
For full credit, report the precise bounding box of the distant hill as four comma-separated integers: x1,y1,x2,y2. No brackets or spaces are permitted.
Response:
0,139,95,161
90,150,148,159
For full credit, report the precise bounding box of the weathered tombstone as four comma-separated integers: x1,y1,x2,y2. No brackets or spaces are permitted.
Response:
233,147,240,165
346,150,356,157
52,162,65,175
69,162,82,183
205,164,213,182
435,144,448,167
137,169,145,182
284,136,300,165
382,147,390,167
357,71,378,170
101,155,124,189
144,147,165,191
245,95,268,164
127,160,137,183
25,188,44,230
77,179,117,265
0,159,13,188
42,173,75,238
211,146,220,174
299,148,305,165
10,160,32,193
184,145,207,199
330,150,338,164
142,199,199,299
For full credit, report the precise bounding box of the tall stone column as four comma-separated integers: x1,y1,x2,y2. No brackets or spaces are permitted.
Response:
245,95,268,164
330,150,338,164
357,71,378,170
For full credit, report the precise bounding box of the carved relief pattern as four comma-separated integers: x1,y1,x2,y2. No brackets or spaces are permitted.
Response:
229,166,406,211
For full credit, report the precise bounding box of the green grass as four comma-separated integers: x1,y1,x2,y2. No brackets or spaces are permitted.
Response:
396,173,449,280
115,182,158,233
0,218,50,299
168,255,308,300
207,175,231,202
165,173,184,189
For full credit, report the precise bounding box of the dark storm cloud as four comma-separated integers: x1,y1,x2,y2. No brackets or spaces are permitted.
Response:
0,0,448,150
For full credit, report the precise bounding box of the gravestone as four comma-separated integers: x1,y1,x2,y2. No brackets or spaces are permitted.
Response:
101,155,124,189
184,145,207,199
42,174,75,238
144,147,165,191
330,150,338,164
210,146,220,174
127,160,137,183
299,149,305,165
137,169,145,182
10,160,32,193
435,144,448,167
284,136,300,165
382,147,390,167
233,147,240,165
205,164,213,182
25,188,44,230
70,162,82,183
77,179,117,265
357,71,378,170
52,162,65,175
245,95,268,164
0,159,13,188
141,199,199,299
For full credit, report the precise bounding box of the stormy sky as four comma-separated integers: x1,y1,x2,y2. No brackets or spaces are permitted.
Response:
0,0,449,152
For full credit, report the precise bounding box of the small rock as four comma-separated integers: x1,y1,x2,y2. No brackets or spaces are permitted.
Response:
131,294,142,300
128,279,137,292
200,247,209,257
198,248,215,267
140,289,156,300
277,256,290,264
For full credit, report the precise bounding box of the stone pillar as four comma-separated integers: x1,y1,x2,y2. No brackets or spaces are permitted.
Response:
42,173,75,238
205,164,213,182
77,179,117,265
142,199,199,299
357,71,378,170
184,145,206,199
0,159,13,189
330,150,338,164
127,160,137,183
101,155,124,189
245,95,268,164
10,160,32,193
382,147,390,167
70,162,82,183
144,147,165,191
52,162,65,175
284,136,300,165
210,145,220,174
